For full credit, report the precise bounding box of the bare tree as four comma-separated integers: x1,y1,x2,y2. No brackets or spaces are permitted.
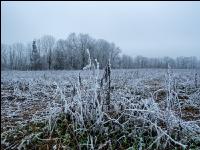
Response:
30,40,41,70
1,44,8,70
66,33,80,69
109,43,121,69
53,39,66,70
40,35,55,70
78,33,93,69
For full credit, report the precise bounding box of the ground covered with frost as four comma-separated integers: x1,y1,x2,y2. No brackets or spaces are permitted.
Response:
1,69,200,149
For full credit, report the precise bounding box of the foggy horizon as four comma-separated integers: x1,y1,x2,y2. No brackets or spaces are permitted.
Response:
1,1,200,58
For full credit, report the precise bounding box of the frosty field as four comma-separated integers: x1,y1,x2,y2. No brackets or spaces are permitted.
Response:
1,69,200,149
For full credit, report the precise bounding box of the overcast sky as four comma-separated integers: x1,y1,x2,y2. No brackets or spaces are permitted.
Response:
1,1,200,58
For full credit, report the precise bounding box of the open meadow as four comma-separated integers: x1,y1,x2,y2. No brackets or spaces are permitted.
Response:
1,69,200,149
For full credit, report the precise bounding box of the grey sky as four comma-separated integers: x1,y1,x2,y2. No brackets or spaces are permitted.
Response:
1,1,200,58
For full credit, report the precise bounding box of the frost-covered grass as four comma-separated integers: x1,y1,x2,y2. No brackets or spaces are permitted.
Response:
1,68,200,149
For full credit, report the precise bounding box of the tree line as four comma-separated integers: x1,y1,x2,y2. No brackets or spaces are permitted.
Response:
1,33,200,70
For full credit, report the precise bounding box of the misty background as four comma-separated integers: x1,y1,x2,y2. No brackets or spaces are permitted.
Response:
1,1,200,70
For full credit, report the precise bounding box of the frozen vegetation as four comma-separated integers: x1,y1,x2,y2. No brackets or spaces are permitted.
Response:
2,2,200,150
1,66,200,149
